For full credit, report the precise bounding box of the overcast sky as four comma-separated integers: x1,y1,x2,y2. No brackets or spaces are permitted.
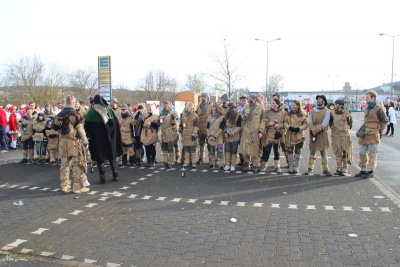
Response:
1,0,399,92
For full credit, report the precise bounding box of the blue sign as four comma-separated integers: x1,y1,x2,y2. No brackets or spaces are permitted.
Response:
99,57,109,68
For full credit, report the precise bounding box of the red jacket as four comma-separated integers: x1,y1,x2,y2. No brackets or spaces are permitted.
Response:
0,108,7,127
9,113,18,131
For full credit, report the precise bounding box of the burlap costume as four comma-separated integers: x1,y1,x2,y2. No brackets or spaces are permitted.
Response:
224,113,242,169
119,112,135,165
180,110,199,167
307,107,331,173
239,102,266,171
18,115,35,162
206,113,225,168
159,108,179,167
195,101,212,163
45,128,60,163
357,103,388,173
330,109,353,174
283,112,308,173
54,106,89,194
262,108,286,171
132,110,145,164
33,119,47,160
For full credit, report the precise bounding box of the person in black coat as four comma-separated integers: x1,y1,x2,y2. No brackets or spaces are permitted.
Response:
85,95,123,184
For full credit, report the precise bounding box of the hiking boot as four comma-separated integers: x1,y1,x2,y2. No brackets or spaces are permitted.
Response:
304,168,313,175
361,170,374,179
196,158,204,165
323,170,332,176
19,158,28,164
355,171,366,177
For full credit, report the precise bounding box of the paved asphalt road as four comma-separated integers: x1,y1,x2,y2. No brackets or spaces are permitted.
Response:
0,111,399,266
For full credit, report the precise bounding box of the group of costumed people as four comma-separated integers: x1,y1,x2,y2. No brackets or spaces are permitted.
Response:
14,89,387,194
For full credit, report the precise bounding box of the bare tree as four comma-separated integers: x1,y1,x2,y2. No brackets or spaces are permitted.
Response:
137,70,180,101
68,67,98,103
185,73,206,93
266,74,284,102
5,55,45,104
209,39,245,99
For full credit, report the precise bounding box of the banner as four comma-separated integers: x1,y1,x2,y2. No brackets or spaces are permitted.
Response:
98,56,111,101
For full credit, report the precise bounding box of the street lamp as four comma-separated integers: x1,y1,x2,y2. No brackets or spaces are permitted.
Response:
379,33,400,98
255,38,281,103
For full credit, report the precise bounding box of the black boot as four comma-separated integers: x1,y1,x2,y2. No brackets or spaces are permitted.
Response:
97,161,106,184
122,154,128,166
110,158,119,181
129,156,135,166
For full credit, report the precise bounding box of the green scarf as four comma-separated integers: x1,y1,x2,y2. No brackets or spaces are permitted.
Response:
85,106,118,123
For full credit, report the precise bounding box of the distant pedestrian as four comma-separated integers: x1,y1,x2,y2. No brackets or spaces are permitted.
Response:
85,95,123,184
355,91,388,179
384,102,396,137
7,105,19,150
0,106,8,153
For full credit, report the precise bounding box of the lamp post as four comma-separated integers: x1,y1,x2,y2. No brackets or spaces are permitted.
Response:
255,38,281,103
379,33,400,98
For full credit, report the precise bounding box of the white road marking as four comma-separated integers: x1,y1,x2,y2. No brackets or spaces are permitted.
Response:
220,201,229,205
31,228,49,235
20,248,33,253
361,207,372,212
236,202,246,207
141,195,152,199
171,198,181,202
324,206,335,210
61,255,75,260
342,206,353,211
84,259,98,263
18,186,29,189
130,182,139,185
88,191,98,195
288,204,298,209
69,210,83,215
203,200,213,204
379,207,392,212
187,199,197,203
254,203,263,207
40,187,51,191
98,197,109,201
306,205,316,210
3,239,27,250
156,197,167,201
52,218,68,224
40,251,54,257
271,203,281,208
127,194,138,199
